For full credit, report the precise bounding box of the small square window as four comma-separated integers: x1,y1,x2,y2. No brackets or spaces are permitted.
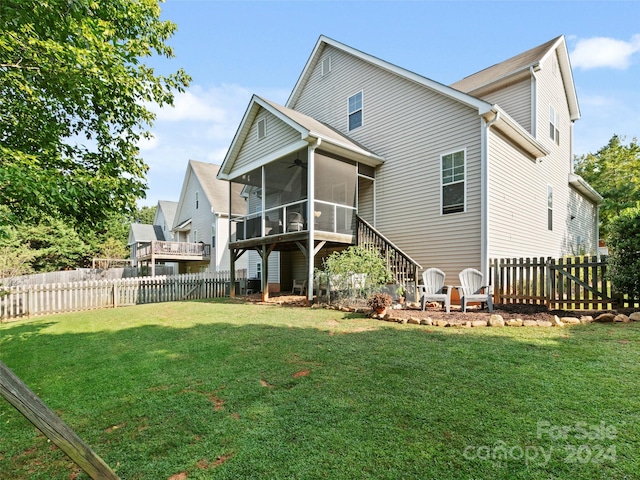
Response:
348,91,363,131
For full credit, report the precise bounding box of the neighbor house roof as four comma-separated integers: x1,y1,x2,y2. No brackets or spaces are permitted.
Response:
451,36,580,121
127,223,164,246
156,200,178,228
175,160,246,222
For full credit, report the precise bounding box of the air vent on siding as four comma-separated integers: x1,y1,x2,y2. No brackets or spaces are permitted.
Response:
321,55,332,76
257,118,267,140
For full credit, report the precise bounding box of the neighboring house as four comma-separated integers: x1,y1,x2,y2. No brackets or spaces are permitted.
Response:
171,159,247,273
154,200,178,242
127,222,165,267
217,35,602,300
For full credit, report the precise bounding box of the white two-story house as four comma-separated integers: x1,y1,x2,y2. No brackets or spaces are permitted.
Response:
217,35,601,300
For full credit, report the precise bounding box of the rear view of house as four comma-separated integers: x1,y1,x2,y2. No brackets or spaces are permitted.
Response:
217,35,601,301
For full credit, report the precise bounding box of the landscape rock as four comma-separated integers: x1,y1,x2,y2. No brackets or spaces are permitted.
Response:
471,319,487,327
489,314,505,327
614,314,630,323
552,315,565,327
537,320,553,327
506,318,523,327
463,321,472,328
408,317,421,325
630,312,640,322
580,315,594,323
435,319,450,327
595,313,615,323
523,320,538,327
420,317,433,326
561,317,581,324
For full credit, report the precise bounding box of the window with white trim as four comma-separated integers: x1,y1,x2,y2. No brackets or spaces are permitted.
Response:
257,118,267,140
321,55,332,76
195,191,199,209
348,91,363,131
547,185,553,231
211,223,216,249
549,106,560,145
441,150,465,214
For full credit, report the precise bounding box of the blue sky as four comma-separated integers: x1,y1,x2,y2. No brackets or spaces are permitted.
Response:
139,0,640,207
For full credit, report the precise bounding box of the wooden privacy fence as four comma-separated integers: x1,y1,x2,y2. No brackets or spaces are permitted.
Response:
491,256,640,310
0,271,242,321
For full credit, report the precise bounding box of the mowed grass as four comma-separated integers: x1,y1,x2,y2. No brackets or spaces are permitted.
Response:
1,300,639,479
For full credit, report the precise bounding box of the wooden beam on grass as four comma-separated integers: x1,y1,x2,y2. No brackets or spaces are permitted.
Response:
0,360,120,479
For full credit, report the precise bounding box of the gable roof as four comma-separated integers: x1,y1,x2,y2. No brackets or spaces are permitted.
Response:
451,36,580,121
128,223,164,245
175,160,245,224
287,35,495,115
218,95,385,180
155,200,177,227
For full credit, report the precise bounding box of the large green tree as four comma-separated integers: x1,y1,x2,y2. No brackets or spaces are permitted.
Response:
0,0,189,228
574,135,640,236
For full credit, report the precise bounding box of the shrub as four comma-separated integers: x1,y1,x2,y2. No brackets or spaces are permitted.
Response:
366,292,392,311
607,205,640,299
321,245,392,295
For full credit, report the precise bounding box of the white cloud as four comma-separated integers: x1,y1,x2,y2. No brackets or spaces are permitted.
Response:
571,34,640,70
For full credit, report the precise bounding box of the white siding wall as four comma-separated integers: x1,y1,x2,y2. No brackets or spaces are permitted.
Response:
246,189,281,287
291,46,483,280
153,207,173,241
535,50,583,257
478,79,532,133
488,131,556,258
234,109,300,172
567,189,598,255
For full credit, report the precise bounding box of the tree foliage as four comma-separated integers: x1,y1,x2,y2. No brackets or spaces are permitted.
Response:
0,0,190,227
574,135,640,236
320,245,392,296
606,205,640,299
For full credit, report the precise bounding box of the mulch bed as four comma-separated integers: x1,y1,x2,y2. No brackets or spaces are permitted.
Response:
235,293,638,325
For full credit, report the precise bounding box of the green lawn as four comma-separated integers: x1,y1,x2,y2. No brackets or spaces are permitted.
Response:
1,300,639,479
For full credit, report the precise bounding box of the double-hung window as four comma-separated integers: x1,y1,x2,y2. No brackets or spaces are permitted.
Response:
441,150,465,214
348,91,363,131
547,185,553,231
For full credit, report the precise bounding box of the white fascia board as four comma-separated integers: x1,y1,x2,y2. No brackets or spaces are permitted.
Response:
487,106,549,159
288,35,493,115
306,131,385,166
569,173,604,204
540,36,580,121
218,140,310,182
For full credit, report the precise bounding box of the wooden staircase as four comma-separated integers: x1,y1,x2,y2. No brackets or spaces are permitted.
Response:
356,216,421,294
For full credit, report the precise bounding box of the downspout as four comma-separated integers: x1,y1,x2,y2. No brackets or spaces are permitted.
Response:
530,66,538,138
481,110,500,279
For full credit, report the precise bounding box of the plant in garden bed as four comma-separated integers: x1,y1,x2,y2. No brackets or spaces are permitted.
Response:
367,292,392,314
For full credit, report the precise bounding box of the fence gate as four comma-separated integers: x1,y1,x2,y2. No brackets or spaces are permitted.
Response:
492,255,639,311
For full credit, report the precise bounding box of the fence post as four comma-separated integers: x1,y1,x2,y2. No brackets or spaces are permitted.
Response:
545,257,552,309
0,361,120,479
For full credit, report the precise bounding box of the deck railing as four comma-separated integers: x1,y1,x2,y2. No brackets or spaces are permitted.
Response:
136,241,211,259
356,216,421,293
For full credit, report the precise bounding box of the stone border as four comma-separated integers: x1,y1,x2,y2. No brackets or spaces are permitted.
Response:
317,304,640,328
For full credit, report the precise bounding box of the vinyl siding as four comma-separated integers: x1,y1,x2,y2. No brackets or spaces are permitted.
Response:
246,191,281,286
535,49,576,256
488,130,556,258
291,45,483,280
234,109,300,172
567,188,598,255
476,79,532,133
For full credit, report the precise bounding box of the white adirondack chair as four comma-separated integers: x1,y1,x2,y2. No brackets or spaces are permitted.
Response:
292,279,307,295
419,268,452,313
457,268,493,313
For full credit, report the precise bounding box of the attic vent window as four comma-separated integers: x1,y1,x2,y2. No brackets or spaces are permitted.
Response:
348,91,363,131
322,56,332,76
257,118,267,140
